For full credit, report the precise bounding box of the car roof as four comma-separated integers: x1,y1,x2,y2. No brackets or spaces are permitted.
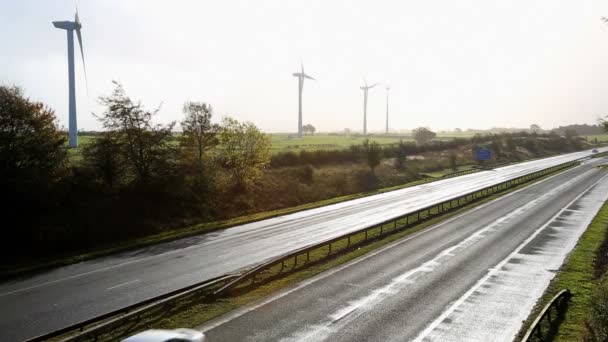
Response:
122,329,193,342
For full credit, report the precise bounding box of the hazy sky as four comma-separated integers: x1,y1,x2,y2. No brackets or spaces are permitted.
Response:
2,0,608,133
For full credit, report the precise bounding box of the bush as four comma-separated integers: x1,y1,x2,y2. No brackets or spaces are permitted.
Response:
354,170,379,192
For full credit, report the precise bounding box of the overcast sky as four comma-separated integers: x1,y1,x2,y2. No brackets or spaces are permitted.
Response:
2,0,608,133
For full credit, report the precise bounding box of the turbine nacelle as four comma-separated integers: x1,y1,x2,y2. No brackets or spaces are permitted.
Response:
52,20,79,30
360,83,379,90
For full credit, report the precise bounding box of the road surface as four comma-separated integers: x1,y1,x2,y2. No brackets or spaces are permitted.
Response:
200,157,608,342
0,149,603,341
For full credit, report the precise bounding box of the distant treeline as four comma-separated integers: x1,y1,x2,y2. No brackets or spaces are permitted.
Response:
551,124,604,136
270,131,586,168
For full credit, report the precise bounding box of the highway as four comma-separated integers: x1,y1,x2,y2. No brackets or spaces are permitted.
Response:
200,157,608,342
0,149,604,341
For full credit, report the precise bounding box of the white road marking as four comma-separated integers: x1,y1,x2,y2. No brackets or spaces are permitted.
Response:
107,279,140,291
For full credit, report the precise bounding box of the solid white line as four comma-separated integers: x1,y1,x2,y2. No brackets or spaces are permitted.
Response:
107,279,140,291
198,166,588,332
412,172,608,342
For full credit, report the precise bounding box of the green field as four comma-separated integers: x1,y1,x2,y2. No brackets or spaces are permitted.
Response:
269,134,412,153
269,132,477,153
67,133,465,158
584,134,608,142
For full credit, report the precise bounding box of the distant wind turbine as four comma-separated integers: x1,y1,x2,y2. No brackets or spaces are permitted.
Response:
53,6,88,148
360,81,379,135
292,61,316,138
385,86,390,134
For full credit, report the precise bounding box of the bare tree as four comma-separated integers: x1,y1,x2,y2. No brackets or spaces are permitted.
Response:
97,81,176,185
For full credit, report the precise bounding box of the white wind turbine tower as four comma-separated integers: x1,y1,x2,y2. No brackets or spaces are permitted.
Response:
360,80,379,135
53,6,88,148
385,86,390,134
292,61,316,138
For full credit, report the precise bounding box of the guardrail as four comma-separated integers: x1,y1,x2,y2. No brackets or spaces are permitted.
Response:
26,159,579,342
521,289,572,342
440,168,479,179
214,161,578,296
25,274,239,342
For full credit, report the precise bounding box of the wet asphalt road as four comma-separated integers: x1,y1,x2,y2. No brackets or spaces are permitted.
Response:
200,159,608,342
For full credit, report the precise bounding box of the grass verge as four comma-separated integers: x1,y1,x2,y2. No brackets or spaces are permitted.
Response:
516,198,608,341
90,166,573,341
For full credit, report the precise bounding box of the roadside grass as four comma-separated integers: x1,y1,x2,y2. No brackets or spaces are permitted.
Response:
94,167,571,341
585,134,608,143
516,198,608,341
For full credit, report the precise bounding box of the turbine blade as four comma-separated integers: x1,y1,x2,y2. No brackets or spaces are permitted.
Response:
304,74,316,81
369,83,379,88
76,27,89,96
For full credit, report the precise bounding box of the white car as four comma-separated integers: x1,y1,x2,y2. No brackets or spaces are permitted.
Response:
122,329,206,342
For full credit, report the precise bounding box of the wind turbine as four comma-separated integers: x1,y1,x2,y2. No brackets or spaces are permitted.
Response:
53,7,88,148
385,86,390,134
292,61,316,138
360,80,379,135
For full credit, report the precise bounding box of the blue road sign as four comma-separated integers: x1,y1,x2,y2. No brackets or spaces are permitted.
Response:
475,148,492,161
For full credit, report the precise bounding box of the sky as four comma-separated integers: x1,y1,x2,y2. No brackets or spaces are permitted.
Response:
2,0,608,133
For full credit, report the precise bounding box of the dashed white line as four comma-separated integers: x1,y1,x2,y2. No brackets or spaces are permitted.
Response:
107,279,140,291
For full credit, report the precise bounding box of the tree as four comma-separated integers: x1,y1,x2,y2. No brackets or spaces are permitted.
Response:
564,128,577,140
82,133,124,189
412,127,436,145
219,117,271,189
180,102,219,173
97,81,176,185
0,85,66,190
449,150,457,171
530,124,541,133
362,139,382,174
395,140,407,170
303,124,316,136
601,116,608,133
